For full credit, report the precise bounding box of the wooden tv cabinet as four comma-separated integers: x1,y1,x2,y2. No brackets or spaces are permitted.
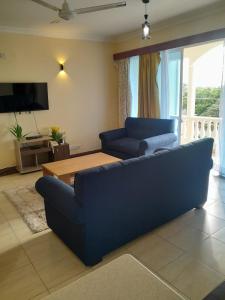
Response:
15,136,52,174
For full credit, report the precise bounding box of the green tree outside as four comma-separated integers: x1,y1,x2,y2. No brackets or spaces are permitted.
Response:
182,85,221,117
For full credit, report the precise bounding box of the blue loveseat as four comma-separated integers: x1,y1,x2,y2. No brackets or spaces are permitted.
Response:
99,117,177,159
36,138,213,266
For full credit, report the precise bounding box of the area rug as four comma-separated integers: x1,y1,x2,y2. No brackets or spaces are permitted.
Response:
3,185,48,233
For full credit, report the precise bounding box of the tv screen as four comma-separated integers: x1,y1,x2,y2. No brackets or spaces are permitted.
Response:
0,82,49,113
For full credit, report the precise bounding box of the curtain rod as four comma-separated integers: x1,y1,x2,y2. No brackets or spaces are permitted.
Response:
113,28,225,60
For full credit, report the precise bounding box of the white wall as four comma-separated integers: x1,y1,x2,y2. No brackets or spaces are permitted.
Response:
0,33,117,168
114,2,225,53
1,2,225,169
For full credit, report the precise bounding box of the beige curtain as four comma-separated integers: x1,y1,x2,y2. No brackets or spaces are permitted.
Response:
117,59,131,127
138,52,161,118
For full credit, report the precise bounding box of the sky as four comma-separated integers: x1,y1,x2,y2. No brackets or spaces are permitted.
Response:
183,43,224,88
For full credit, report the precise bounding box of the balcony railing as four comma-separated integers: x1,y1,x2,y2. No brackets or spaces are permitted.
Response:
181,115,220,154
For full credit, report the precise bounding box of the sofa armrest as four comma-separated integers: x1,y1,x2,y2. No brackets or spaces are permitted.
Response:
153,147,171,154
35,176,84,224
99,128,126,143
139,133,177,155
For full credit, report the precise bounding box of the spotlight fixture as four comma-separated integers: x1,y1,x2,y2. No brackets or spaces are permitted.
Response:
59,63,64,71
142,0,151,40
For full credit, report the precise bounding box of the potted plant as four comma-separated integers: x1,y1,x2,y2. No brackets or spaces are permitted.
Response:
50,127,65,144
9,123,28,141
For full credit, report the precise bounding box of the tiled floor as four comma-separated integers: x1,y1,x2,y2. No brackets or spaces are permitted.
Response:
0,172,225,300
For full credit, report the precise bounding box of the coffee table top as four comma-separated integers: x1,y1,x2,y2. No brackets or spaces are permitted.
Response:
42,152,121,176
43,254,186,300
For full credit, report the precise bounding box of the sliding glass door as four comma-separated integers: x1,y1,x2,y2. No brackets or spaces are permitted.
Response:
219,42,225,177
128,40,225,176
158,48,183,140
180,41,224,172
129,56,139,117
129,49,183,135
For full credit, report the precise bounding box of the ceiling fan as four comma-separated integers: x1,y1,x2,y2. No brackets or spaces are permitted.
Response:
31,0,126,22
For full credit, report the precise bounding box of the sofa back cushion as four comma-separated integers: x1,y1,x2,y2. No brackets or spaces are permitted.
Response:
125,117,174,140
75,139,213,251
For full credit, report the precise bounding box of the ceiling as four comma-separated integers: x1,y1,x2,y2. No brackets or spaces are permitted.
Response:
0,0,222,41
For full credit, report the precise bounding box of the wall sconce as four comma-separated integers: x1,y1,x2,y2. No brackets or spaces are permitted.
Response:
57,58,67,78
59,63,64,72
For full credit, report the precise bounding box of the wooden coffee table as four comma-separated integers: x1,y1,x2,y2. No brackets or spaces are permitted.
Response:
42,152,121,184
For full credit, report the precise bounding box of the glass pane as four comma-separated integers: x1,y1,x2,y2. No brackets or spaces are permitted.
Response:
158,49,182,137
181,41,224,170
129,56,139,117
168,50,182,118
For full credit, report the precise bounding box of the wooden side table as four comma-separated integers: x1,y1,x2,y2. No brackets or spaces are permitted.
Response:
52,143,70,161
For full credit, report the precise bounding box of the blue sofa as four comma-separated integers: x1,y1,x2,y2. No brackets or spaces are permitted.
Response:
36,138,213,266
99,117,177,159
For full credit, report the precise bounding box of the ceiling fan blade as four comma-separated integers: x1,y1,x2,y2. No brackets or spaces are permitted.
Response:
74,1,126,15
31,0,60,12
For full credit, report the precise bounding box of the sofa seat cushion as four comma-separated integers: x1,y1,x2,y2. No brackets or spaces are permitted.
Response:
107,137,141,156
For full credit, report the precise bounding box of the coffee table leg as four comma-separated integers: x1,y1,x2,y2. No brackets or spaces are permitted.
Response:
43,167,53,177
58,174,72,184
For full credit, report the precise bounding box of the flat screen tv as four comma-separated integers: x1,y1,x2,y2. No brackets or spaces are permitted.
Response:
0,82,49,113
